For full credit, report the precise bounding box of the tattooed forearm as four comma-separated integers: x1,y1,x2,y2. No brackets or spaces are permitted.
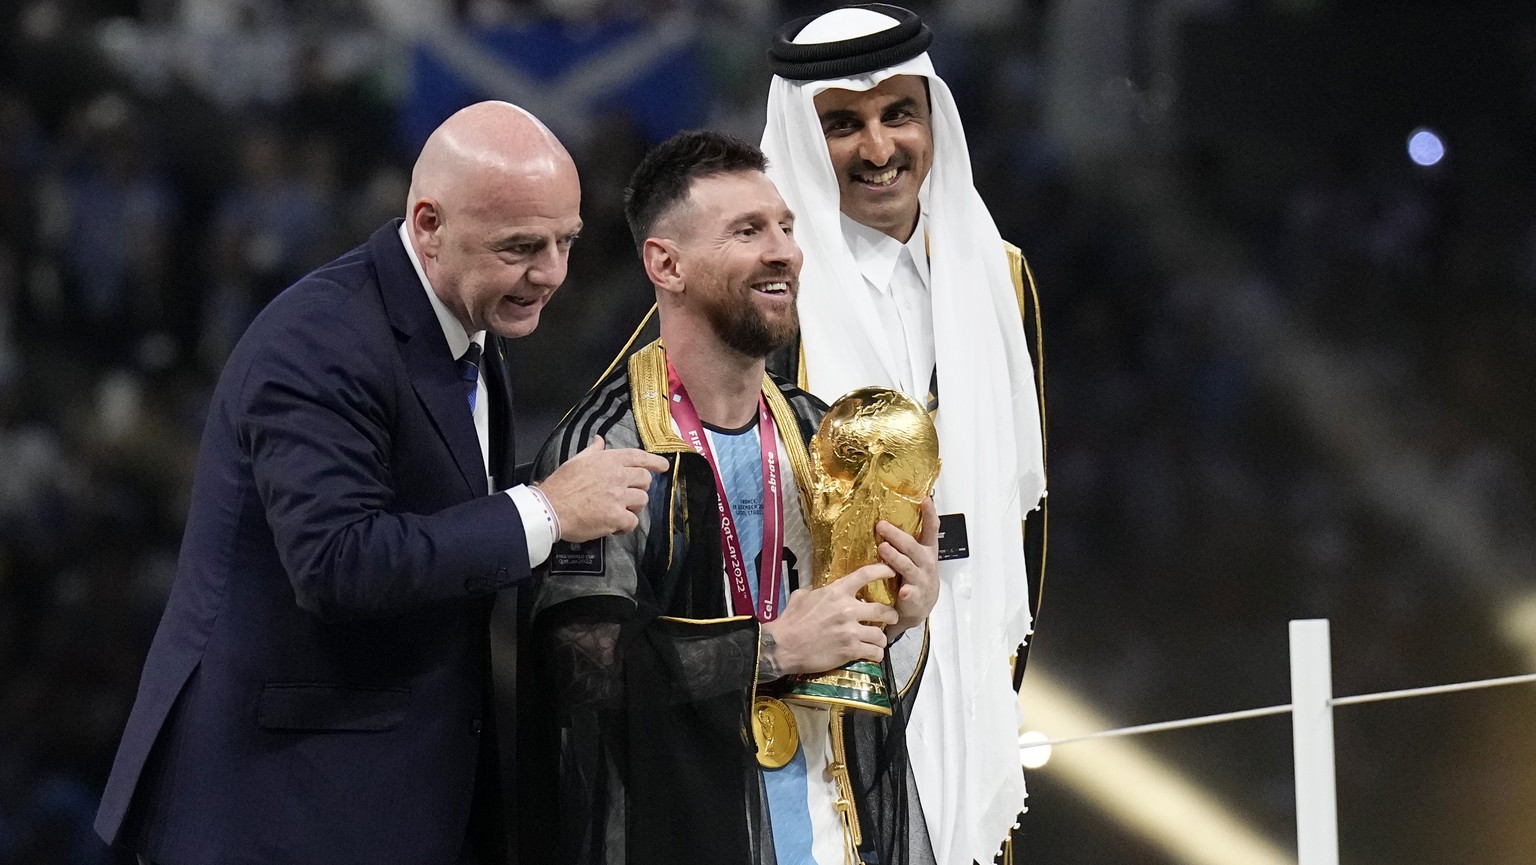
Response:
758,632,783,681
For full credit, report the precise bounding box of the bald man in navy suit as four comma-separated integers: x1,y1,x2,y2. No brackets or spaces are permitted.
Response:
94,102,669,865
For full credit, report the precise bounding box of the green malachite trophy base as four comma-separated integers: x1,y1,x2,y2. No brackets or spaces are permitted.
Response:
784,660,893,716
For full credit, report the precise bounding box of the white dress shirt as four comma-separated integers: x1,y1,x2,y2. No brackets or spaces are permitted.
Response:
397,223,558,567
840,212,935,400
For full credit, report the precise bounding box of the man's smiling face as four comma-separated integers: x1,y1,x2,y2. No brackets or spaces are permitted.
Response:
418,154,583,339
675,170,802,359
813,74,933,242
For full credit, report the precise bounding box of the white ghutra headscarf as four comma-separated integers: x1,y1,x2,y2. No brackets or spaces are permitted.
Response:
761,6,1047,863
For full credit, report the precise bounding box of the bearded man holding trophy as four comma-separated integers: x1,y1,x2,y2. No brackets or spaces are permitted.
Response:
520,130,943,865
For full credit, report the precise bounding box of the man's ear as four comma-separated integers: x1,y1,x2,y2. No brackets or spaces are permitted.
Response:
409,199,442,257
642,237,684,297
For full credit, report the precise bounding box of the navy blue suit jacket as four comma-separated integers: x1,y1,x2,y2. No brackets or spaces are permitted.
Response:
96,221,531,864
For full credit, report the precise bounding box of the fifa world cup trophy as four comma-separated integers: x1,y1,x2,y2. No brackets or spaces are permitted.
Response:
786,386,940,714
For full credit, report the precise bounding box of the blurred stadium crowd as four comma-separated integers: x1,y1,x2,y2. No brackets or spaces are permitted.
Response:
2,1,1535,863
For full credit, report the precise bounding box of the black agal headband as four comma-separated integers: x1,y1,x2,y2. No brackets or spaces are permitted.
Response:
768,4,932,82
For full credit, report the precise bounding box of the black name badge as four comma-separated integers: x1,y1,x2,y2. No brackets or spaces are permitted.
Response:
936,513,970,561
550,540,604,575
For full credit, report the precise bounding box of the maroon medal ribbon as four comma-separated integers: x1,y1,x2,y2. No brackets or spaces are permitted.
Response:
666,361,785,622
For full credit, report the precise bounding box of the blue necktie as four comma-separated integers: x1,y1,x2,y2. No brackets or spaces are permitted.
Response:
458,342,482,413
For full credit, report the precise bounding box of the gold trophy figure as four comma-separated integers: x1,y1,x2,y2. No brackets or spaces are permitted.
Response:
786,386,940,715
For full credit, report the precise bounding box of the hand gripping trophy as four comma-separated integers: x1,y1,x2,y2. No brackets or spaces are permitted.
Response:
788,385,941,713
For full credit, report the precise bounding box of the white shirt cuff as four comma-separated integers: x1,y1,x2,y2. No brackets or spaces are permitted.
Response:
505,484,559,568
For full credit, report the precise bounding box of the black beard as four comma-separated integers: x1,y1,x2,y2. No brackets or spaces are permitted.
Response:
704,286,798,359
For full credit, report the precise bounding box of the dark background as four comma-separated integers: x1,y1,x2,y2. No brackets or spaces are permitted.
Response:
3,0,1536,863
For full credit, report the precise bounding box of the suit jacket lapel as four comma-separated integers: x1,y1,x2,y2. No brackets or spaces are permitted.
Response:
372,221,486,498
483,337,517,491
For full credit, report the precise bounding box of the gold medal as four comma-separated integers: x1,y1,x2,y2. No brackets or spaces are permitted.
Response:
751,697,800,769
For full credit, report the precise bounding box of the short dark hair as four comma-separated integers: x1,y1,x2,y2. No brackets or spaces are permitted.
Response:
624,130,769,253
